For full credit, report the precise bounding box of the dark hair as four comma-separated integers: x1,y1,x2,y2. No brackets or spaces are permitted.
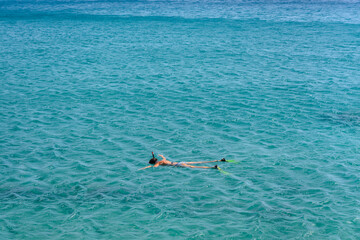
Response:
149,152,157,164
149,158,157,164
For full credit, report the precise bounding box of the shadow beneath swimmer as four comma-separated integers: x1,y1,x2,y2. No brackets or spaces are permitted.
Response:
318,112,360,127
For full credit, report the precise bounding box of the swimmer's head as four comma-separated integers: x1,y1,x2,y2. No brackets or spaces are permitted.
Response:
149,152,157,164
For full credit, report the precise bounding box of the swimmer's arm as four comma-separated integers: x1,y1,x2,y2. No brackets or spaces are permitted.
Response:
139,162,161,170
139,166,152,170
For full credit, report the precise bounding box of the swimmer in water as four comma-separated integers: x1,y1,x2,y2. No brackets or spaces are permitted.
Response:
139,152,227,170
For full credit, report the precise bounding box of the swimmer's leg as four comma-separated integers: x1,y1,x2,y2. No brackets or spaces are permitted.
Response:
186,160,220,164
182,163,217,169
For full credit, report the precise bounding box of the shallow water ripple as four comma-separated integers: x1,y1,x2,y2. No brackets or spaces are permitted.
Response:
1,1,360,239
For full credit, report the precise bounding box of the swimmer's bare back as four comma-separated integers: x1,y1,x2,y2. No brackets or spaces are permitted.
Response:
139,154,226,170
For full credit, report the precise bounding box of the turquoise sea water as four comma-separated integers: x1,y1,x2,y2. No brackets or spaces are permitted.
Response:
1,1,360,239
